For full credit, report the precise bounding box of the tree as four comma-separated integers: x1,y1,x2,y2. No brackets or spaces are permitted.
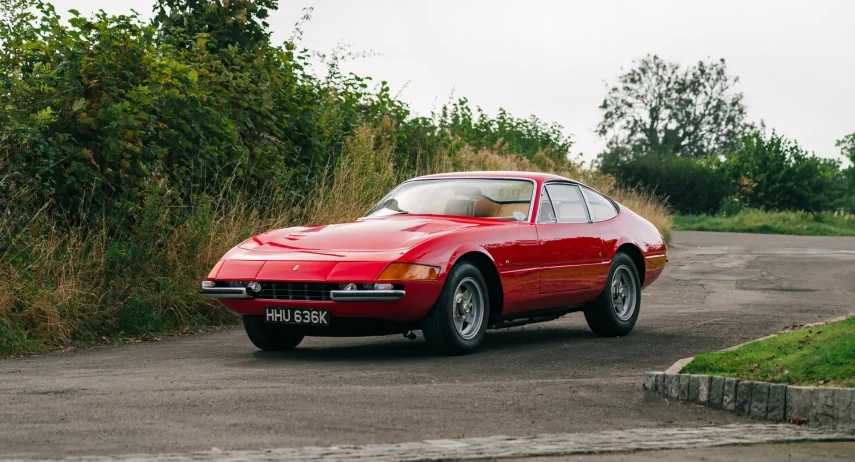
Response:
0,0,36,67
838,133,855,212
153,0,277,52
837,132,855,166
597,55,751,159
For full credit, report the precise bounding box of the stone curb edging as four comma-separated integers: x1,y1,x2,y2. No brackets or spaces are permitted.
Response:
644,372,855,426
6,424,855,462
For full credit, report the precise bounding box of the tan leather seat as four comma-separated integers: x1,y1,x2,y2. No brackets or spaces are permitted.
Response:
444,199,476,216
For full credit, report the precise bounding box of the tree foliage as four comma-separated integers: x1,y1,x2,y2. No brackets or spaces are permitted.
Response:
598,54,751,159
153,0,276,52
836,132,855,211
602,154,732,215
0,0,575,225
724,131,847,213
838,132,855,166
436,98,572,164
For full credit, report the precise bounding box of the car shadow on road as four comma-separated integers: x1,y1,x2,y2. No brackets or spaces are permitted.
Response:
242,325,600,365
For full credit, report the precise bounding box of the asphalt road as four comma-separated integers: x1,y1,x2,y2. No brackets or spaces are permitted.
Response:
1,231,854,459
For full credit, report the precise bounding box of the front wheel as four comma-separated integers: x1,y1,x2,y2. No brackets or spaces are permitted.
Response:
422,262,490,355
243,316,304,351
584,252,641,337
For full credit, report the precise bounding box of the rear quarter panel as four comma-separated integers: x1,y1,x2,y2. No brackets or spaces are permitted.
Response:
605,205,667,289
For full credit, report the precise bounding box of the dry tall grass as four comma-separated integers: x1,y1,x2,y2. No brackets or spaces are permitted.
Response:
0,121,671,354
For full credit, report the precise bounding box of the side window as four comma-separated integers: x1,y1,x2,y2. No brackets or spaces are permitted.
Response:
544,184,589,223
581,187,618,222
537,187,556,223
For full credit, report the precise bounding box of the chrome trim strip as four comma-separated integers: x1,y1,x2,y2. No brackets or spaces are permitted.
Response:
329,290,406,302
200,287,252,299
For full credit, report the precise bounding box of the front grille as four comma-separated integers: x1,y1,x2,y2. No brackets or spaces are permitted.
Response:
256,282,337,301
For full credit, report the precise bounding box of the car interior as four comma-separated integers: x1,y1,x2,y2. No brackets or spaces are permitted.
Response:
443,196,530,220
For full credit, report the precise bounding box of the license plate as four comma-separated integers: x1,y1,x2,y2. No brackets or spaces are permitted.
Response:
264,307,330,326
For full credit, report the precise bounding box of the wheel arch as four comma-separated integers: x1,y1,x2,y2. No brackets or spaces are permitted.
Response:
616,243,646,286
449,250,504,321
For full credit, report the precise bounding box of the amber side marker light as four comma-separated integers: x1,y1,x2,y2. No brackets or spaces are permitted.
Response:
377,263,439,281
207,260,225,279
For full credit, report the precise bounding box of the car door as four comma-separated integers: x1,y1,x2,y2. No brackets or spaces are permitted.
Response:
535,183,607,295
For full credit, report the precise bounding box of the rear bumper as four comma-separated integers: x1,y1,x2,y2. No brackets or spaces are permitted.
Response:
215,281,442,324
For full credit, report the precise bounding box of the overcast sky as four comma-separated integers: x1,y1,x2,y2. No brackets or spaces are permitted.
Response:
48,0,855,164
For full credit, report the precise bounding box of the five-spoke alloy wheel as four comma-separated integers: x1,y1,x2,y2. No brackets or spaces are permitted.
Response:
422,261,490,355
584,252,641,337
452,277,486,340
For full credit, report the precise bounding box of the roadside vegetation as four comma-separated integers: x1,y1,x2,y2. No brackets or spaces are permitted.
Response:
597,56,855,221
674,210,855,237
683,316,855,388
0,0,667,355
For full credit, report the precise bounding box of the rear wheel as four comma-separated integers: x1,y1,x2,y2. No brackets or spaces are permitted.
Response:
243,316,304,351
422,262,489,355
584,252,641,337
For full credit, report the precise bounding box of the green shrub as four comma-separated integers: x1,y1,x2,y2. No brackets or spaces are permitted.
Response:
724,131,847,213
602,154,732,214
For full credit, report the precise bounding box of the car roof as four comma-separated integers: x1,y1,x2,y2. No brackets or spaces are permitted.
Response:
413,170,576,184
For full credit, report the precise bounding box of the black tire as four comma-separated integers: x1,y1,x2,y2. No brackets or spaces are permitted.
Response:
584,252,641,337
422,262,490,355
243,316,305,351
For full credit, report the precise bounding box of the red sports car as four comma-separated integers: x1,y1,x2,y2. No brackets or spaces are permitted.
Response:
201,171,667,354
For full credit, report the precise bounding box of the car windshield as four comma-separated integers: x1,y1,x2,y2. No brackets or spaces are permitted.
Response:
366,178,534,221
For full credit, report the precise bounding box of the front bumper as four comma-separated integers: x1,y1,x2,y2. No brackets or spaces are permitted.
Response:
200,287,405,302
200,287,251,299
206,281,442,324
329,289,405,302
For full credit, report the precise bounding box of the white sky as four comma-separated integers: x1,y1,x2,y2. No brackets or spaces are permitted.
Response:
47,0,855,164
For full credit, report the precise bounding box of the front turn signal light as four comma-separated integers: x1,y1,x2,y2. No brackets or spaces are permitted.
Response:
377,263,439,281
207,260,225,278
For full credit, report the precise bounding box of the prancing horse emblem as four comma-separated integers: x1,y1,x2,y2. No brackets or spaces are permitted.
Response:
292,264,300,271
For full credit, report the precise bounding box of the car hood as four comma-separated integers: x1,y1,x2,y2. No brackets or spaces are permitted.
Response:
238,216,485,255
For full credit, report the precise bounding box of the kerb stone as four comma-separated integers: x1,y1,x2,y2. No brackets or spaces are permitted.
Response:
767,384,787,421
833,388,853,424
709,376,725,409
811,388,836,426
723,378,739,411
696,375,712,404
678,374,691,401
666,374,680,399
786,386,812,423
643,372,660,391
735,381,754,415
749,382,770,420
688,375,700,403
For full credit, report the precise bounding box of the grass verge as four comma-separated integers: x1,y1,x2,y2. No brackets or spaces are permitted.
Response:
682,316,855,387
674,209,855,236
